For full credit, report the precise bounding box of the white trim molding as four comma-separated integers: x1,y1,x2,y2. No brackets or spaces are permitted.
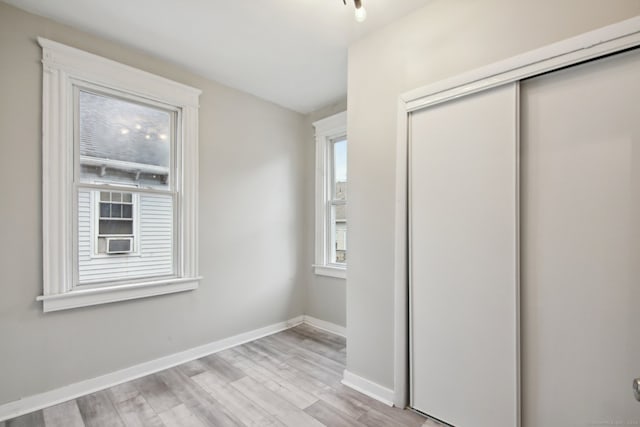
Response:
311,264,346,280
36,277,201,312
39,38,202,311
312,111,348,278
401,16,640,113
342,370,395,407
394,15,640,412
0,316,304,422
302,315,346,337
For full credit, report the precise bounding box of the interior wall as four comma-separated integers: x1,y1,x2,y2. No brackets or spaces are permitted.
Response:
346,0,640,396
303,99,348,328
0,2,308,406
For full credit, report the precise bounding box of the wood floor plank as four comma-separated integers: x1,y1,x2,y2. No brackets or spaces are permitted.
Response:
6,411,45,427
262,334,345,374
225,340,369,422
42,400,85,427
259,331,346,369
358,406,426,427
276,410,326,427
227,345,336,401
199,354,245,384
314,388,368,420
217,348,318,409
304,400,366,427
232,343,284,368
155,367,241,427
289,324,346,349
112,394,165,427
301,337,347,364
285,355,342,387
271,332,346,371
157,404,205,427
230,376,323,427
244,340,290,363
108,382,140,404
77,390,125,427
132,374,181,414
177,359,208,378
282,328,345,355
192,370,284,427
337,384,426,426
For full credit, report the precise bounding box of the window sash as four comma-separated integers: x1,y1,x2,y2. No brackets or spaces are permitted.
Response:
72,84,180,289
74,185,179,288
327,135,347,267
73,84,179,192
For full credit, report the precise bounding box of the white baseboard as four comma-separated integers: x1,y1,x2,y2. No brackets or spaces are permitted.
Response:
302,315,346,337
342,369,395,407
0,315,305,422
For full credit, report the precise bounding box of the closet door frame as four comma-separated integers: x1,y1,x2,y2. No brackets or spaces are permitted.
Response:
393,15,640,414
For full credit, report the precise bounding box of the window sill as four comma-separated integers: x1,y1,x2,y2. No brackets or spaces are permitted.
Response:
313,264,347,279
36,277,201,312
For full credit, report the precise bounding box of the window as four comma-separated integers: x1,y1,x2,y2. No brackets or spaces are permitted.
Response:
313,112,347,279
97,191,134,255
39,38,201,312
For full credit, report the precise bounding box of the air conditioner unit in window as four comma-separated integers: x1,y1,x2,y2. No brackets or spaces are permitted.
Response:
106,237,133,254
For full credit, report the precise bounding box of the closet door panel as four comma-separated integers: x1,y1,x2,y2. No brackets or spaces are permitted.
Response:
521,49,640,427
410,83,519,427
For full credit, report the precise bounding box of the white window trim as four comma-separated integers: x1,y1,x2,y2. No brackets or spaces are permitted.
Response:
38,38,202,312
312,111,347,279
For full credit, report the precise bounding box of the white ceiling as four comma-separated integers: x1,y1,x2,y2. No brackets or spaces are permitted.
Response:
4,0,431,113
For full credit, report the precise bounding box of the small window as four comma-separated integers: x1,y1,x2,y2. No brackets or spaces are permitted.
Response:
330,137,347,265
96,191,134,255
39,38,201,312
313,112,347,279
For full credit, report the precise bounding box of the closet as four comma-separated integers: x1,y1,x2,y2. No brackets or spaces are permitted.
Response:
406,29,640,427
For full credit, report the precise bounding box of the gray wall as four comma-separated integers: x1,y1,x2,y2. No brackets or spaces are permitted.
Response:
346,0,640,393
303,100,348,328
0,2,309,405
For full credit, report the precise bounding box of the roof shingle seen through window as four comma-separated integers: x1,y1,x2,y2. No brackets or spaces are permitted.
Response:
79,90,171,167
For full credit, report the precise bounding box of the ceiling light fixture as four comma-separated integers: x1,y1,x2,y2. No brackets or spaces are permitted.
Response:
343,0,366,23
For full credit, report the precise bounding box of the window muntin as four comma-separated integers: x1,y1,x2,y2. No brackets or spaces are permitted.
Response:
75,87,177,286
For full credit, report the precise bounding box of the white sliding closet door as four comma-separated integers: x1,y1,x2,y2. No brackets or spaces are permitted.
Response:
410,83,519,427
521,49,640,426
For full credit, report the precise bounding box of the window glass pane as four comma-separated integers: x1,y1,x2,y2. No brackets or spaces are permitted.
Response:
331,204,347,264
112,203,123,218
112,192,121,202
123,193,132,203
99,219,133,235
78,191,174,284
78,90,172,190
99,202,110,218
332,138,347,201
100,192,110,202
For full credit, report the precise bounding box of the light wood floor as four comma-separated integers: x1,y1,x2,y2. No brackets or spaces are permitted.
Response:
2,324,438,427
